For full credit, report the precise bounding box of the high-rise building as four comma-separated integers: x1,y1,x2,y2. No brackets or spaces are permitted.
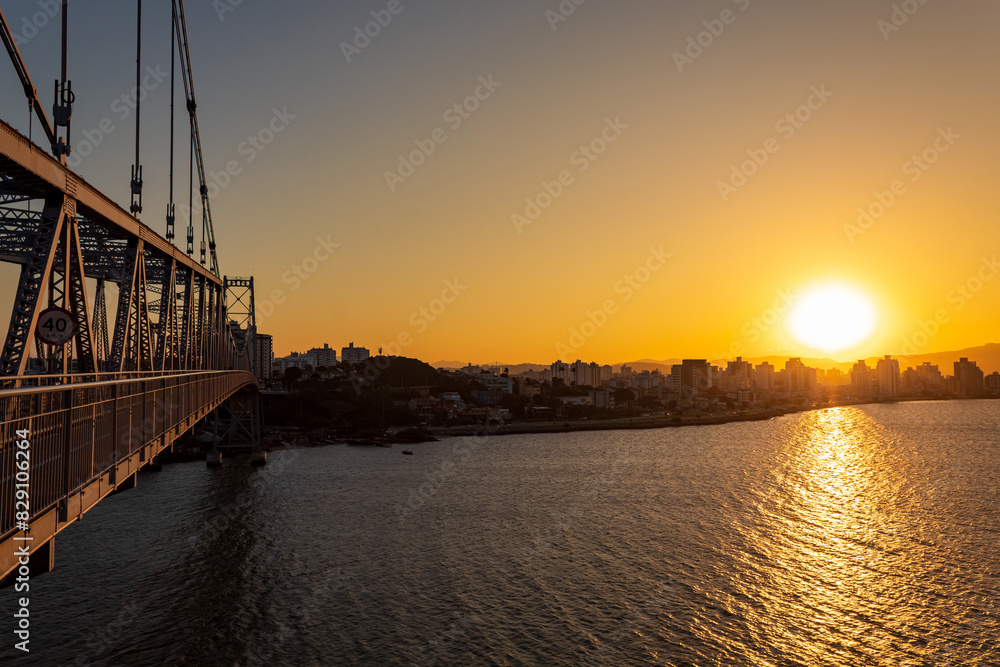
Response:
784,358,810,393
341,342,370,365
875,355,900,396
851,360,873,394
601,365,614,383
825,368,845,386
753,363,775,392
915,363,943,388
680,360,711,393
306,343,337,368
256,334,273,382
551,360,570,383
726,357,753,390
954,358,985,396
986,372,1000,395
903,362,944,394
669,365,682,392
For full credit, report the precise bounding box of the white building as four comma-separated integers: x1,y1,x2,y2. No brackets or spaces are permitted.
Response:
572,360,593,387
876,355,900,396
306,343,337,368
341,342,370,365
477,371,513,394
559,396,592,406
441,392,467,411
273,353,311,375
551,360,570,383
754,363,775,392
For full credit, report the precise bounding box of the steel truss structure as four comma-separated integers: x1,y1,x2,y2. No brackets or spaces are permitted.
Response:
0,125,245,379
0,1,265,581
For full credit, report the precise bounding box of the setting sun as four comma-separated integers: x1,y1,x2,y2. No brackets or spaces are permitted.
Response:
788,285,879,354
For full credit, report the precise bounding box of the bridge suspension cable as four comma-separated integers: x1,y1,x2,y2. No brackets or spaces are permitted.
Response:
166,8,176,244
0,5,65,162
130,0,143,217
172,0,220,277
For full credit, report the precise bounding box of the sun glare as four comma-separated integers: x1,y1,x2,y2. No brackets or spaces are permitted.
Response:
788,285,878,353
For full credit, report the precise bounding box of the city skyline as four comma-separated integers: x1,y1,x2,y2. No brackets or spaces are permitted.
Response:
270,337,1000,376
1,1,998,362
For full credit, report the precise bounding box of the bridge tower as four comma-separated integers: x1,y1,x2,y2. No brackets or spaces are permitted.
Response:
209,277,265,465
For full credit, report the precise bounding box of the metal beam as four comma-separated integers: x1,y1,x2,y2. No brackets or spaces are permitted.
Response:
0,119,220,286
0,195,66,376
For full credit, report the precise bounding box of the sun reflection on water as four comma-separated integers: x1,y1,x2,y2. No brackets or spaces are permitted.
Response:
696,407,978,666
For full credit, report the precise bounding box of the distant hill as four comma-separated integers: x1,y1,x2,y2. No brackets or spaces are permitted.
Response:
435,344,1000,376
865,343,1000,375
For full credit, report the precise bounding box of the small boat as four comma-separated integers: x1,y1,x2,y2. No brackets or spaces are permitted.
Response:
402,450,414,455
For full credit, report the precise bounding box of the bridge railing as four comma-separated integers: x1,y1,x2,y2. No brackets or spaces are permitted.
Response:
0,370,256,540
0,370,250,391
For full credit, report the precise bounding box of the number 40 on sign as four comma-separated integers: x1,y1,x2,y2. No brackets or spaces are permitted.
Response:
36,307,78,346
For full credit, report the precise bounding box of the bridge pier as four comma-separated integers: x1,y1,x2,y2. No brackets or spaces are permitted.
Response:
0,539,55,589
111,472,138,495
206,451,223,467
250,449,267,466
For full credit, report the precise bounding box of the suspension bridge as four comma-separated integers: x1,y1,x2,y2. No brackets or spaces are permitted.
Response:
0,1,264,582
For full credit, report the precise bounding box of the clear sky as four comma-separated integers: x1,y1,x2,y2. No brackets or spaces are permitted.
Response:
1,0,999,364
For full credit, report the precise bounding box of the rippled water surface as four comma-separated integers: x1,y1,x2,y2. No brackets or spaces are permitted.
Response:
2,401,999,665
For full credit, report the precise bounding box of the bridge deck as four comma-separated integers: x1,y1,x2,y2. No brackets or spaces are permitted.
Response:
0,370,256,580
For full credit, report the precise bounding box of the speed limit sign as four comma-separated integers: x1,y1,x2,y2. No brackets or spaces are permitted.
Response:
37,307,78,346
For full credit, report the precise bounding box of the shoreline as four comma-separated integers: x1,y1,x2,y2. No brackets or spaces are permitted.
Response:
256,396,997,453
423,396,995,439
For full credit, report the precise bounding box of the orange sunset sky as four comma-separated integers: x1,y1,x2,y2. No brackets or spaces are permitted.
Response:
1,0,999,363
